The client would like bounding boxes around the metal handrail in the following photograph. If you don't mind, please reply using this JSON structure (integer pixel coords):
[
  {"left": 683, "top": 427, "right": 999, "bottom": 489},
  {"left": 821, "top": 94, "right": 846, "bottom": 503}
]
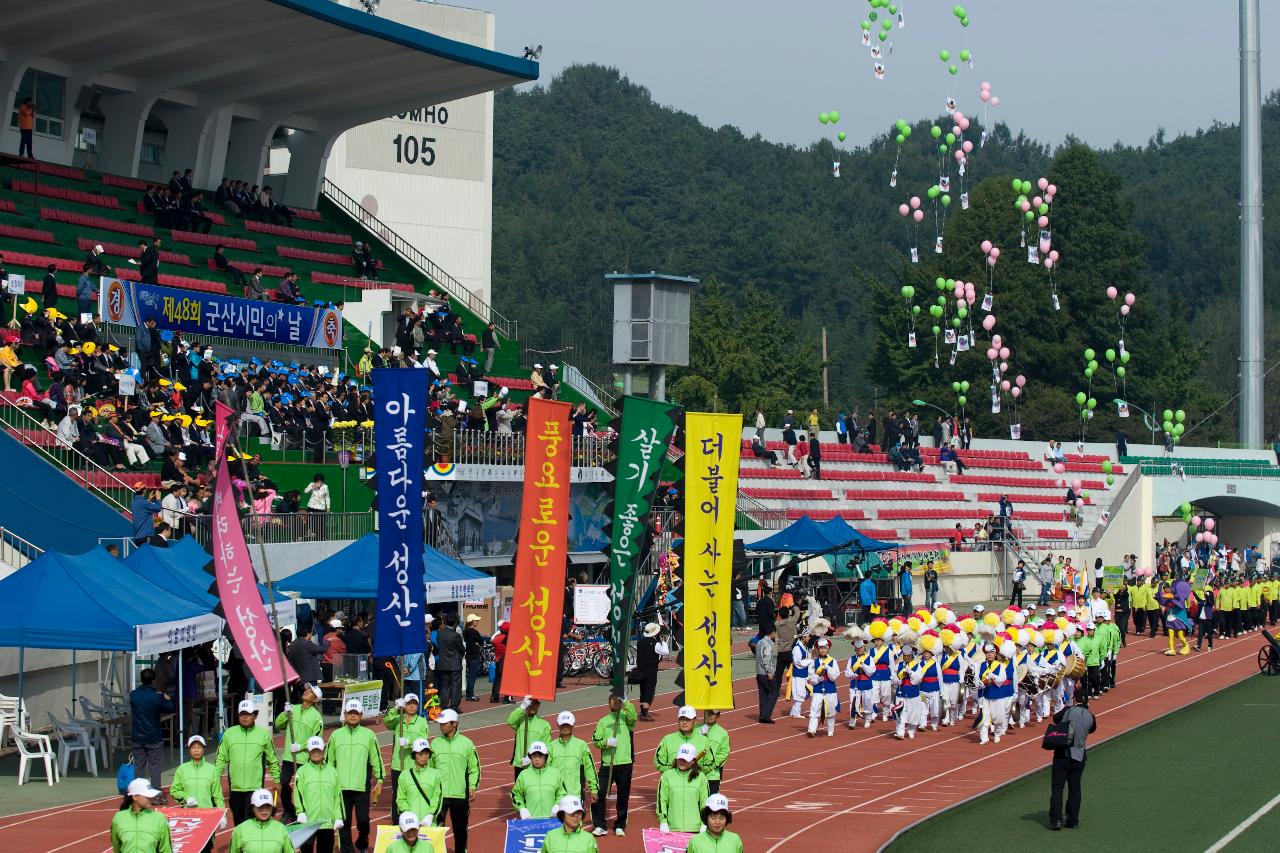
[
  {"left": 321, "top": 178, "right": 517, "bottom": 339},
  {"left": 735, "top": 491, "right": 790, "bottom": 530},
  {"left": 0, "top": 526, "right": 43, "bottom": 573},
  {"left": 0, "top": 400, "right": 132, "bottom": 514},
  {"left": 446, "top": 431, "right": 614, "bottom": 469},
  {"left": 559, "top": 363, "right": 617, "bottom": 414},
  {"left": 1136, "top": 459, "right": 1279, "bottom": 479},
  {"left": 186, "top": 511, "right": 374, "bottom": 549}
]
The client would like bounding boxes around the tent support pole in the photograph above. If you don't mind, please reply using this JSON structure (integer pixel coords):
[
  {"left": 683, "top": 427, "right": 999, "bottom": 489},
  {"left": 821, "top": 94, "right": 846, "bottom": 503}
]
[
  {"left": 17, "top": 646, "right": 24, "bottom": 711},
  {"left": 71, "top": 650, "right": 77, "bottom": 707},
  {"left": 177, "top": 653, "right": 184, "bottom": 750},
  {"left": 217, "top": 620, "right": 227, "bottom": 731}
]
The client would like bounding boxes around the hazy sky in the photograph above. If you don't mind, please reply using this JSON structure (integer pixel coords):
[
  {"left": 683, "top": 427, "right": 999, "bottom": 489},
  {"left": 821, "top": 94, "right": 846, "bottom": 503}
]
[{"left": 465, "top": 0, "right": 1279, "bottom": 150}]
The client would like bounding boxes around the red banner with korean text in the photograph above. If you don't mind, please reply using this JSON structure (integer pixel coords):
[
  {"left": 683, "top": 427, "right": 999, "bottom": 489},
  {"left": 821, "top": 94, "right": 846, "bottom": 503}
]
[
  {"left": 503, "top": 398, "right": 572, "bottom": 701},
  {"left": 99, "top": 808, "right": 225, "bottom": 853},
  {"left": 212, "top": 402, "right": 296, "bottom": 691}
]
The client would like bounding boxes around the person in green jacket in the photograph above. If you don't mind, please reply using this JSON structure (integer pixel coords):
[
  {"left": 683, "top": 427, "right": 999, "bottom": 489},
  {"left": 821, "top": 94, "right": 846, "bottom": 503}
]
[
  {"left": 170, "top": 735, "right": 225, "bottom": 853},
  {"left": 507, "top": 695, "right": 552, "bottom": 783},
  {"left": 549, "top": 711, "right": 599, "bottom": 802},
  {"left": 112, "top": 778, "right": 173, "bottom": 853},
  {"left": 1080, "top": 623, "right": 1103, "bottom": 699},
  {"left": 653, "top": 706, "right": 712, "bottom": 775},
  {"left": 227, "top": 789, "right": 294, "bottom": 853},
  {"left": 293, "top": 736, "right": 343, "bottom": 852},
  {"left": 217, "top": 699, "right": 281, "bottom": 825},
  {"left": 326, "top": 699, "right": 384, "bottom": 853},
  {"left": 385, "top": 812, "right": 433, "bottom": 852},
  {"left": 698, "top": 710, "right": 731, "bottom": 795},
  {"left": 541, "top": 795, "right": 599, "bottom": 853},
  {"left": 686, "top": 794, "right": 744, "bottom": 853},
  {"left": 590, "top": 690, "right": 637, "bottom": 838},
  {"left": 396, "top": 738, "right": 442, "bottom": 828},
  {"left": 384, "top": 691, "right": 431, "bottom": 822},
  {"left": 274, "top": 683, "right": 324, "bottom": 823},
  {"left": 512, "top": 741, "right": 569, "bottom": 819},
  {"left": 1097, "top": 612, "right": 1120, "bottom": 691},
  {"left": 656, "top": 743, "right": 709, "bottom": 833},
  {"left": 429, "top": 709, "right": 480, "bottom": 853}
]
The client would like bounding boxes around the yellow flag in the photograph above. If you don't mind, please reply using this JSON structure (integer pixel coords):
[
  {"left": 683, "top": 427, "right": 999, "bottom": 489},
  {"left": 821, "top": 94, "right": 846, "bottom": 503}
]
[{"left": 682, "top": 412, "right": 742, "bottom": 710}]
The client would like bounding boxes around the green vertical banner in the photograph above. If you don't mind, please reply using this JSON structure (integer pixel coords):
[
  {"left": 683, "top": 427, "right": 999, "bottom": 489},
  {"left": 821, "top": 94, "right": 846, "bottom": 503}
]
[{"left": 604, "top": 396, "right": 680, "bottom": 694}]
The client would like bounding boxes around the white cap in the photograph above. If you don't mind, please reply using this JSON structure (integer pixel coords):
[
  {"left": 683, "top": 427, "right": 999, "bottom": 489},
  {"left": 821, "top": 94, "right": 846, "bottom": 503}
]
[
  {"left": 250, "top": 789, "right": 273, "bottom": 808},
  {"left": 328, "top": 618, "right": 342, "bottom": 627},
  {"left": 816, "top": 638, "right": 831, "bottom": 647},
  {"left": 704, "top": 793, "right": 731, "bottom": 813},
  {"left": 556, "top": 711, "right": 576, "bottom": 726},
  {"left": 186, "top": 735, "right": 206, "bottom": 747},
  {"left": 343, "top": 699, "right": 362, "bottom": 714},
  {"left": 676, "top": 743, "right": 698, "bottom": 763},
  {"left": 534, "top": 363, "right": 543, "bottom": 369},
  {"left": 973, "top": 604, "right": 985, "bottom": 613},
  {"left": 1086, "top": 622, "right": 1097, "bottom": 631},
  {"left": 677, "top": 705, "right": 697, "bottom": 720},
  {"left": 306, "top": 736, "right": 325, "bottom": 751},
  {"left": 1045, "top": 608, "right": 1057, "bottom": 617},
  {"left": 304, "top": 683, "right": 323, "bottom": 700},
  {"left": 127, "top": 778, "right": 161, "bottom": 798},
  {"left": 437, "top": 709, "right": 459, "bottom": 725},
  {"left": 237, "top": 699, "right": 257, "bottom": 715},
  {"left": 553, "top": 795, "right": 585, "bottom": 817},
  {"left": 403, "top": 692, "right": 420, "bottom": 705},
  {"left": 411, "top": 737, "right": 431, "bottom": 753},
  {"left": 528, "top": 740, "right": 549, "bottom": 756},
  {"left": 94, "top": 244, "right": 104, "bottom": 253},
  {"left": 425, "top": 613, "right": 435, "bottom": 623},
  {"left": 398, "top": 812, "right": 420, "bottom": 832},
  {"left": 1066, "top": 608, "right": 1077, "bottom": 617}
]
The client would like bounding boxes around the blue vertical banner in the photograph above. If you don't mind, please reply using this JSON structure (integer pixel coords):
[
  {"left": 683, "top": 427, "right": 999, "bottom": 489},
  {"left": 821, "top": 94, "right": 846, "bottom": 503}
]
[{"left": 372, "top": 368, "right": 428, "bottom": 657}]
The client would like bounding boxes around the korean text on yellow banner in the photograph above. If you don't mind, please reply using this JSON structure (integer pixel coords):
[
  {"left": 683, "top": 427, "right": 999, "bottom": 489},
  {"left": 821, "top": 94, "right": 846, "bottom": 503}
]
[
  {"left": 682, "top": 412, "right": 741, "bottom": 710},
  {"left": 503, "top": 398, "right": 573, "bottom": 701}
]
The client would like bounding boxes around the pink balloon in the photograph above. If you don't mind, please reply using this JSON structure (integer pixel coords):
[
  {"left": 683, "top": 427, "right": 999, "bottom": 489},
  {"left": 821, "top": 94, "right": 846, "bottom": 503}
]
[
  {"left": 1010, "top": 386, "right": 1021, "bottom": 398},
  {"left": 1046, "top": 183, "right": 1056, "bottom": 194},
  {"left": 1072, "top": 479, "right": 1083, "bottom": 491},
  {"left": 1195, "top": 532, "right": 1205, "bottom": 543},
  {"left": 1044, "top": 259, "right": 1054, "bottom": 270},
  {"left": 952, "top": 125, "right": 961, "bottom": 137},
  {"left": 980, "top": 90, "right": 991, "bottom": 102},
  {"left": 999, "top": 361, "right": 1008, "bottom": 372},
  {"left": 980, "top": 240, "right": 993, "bottom": 253},
  {"left": 1037, "top": 178, "right": 1049, "bottom": 191},
  {"left": 1032, "top": 196, "right": 1043, "bottom": 207},
  {"left": 1124, "top": 293, "right": 1135, "bottom": 306},
  {"left": 986, "top": 347, "right": 998, "bottom": 360},
  {"left": 981, "top": 81, "right": 991, "bottom": 90},
  {"left": 913, "top": 209, "right": 924, "bottom": 222},
  {"left": 954, "top": 150, "right": 966, "bottom": 162},
  {"left": 1205, "top": 518, "right": 1215, "bottom": 531},
  {"left": 910, "top": 196, "right": 921, "bottom": 209},
  {"left": 966, "top": 293, "right": 976, "bottom": 305},
  {"left": 989, "top": 247, "right": 1001, "bottom": 259},
  {"left": 959, "top": 117, "right": 970, "bottom": 131},
  {"left": 1039, "top": 239, "right": 1051, "bottom": 253},
  {"left": 954, "top": 286, "right": 965, "bottom": 298},
  {"left": 899, "top": 204, "right": 910, "bottom": 216},
  {"left": 1048, "top": 250, "right": 1060, "bottom": 262},
  {"left": 1120, "top": 304, "right": 1130, "bottom": 316},
  {"left": 990, "top": 96, "right": 1000, "bottom": 106},
  {"left": 1037, "top": 215, "right": 1049, "bottom": 228},
  {"left": 998, "top": 347, "right": 1010, "bottom": 360},
  {"left": 1015, "top": 374, "right": 1026, "bottom": 387},
  {"left": 1020, "top": 200, "right": 1031, "bottom": 212},
  {"left": 1053, "top": 462, "right": 1066, "bottom": 474},
  {"left": 987, "top": 256, "right": 997, "bottom": 267},
  {"left": 1191, "top": 515, "right": 1202, "bottom": 526},
  {"left": 962, "top": 140, "right": 974, "bottom": 153},
  {"left": 1106, "top": 286, "right": 1118, "bottom": 299},
  {"left": 952, "top": 110, "right": 964, "bottom": 122},
  {"left": 1075, "top": 498, "right": 1084, "bottom": 508},
  {"left": 982, "top": 315, "right": 997, "bottom": 331},
  {"left": 992, "top": 335, "right": 1002, "bottom": 347},
  {"left": 1001, "top": 380, "right": 1011, "bottom": 391}
]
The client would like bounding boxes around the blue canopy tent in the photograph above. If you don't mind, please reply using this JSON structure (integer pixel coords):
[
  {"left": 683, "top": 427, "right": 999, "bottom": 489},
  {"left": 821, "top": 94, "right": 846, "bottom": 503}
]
[
  {"left": 747, "top": 514, "right": 900, "bottom": 554},
  {"left": 815, "top": 516, "right": 901, "bottom": 552},
  {"left": 280, "top": 534, "right": 496, "bottom": 602},
  {"left": 125, "top": 539, "right": 297, "bottom": 625}
]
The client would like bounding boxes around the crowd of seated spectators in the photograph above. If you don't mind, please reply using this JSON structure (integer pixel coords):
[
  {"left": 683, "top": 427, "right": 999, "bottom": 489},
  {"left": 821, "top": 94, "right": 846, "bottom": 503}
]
[
  {"left": 141, "top": 171, "right": 213, "bottom": 233},
  {"left": 212, "top": 176, "right": 293, "bottom": 226}
]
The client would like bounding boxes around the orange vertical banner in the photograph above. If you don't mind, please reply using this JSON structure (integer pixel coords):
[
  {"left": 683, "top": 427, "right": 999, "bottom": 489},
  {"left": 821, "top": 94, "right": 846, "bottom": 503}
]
[{"left": 503, "top": 397, "right": 573, "bottom": 701}]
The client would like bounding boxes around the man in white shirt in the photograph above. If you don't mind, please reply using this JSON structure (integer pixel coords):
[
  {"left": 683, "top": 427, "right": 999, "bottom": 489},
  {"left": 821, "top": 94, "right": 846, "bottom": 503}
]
[
  {"left": 160, "top": 484, "right": 188, "bottom": 537},
  {"left": 1088, "top": 589, "right": 1110, "bottom": 623}
]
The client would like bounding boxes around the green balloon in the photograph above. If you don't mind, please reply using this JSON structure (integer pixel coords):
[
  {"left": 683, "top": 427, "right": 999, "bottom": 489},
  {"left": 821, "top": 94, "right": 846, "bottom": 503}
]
[
  {"left": 1075, "top": 392, "right": 1086, "bottom": 405},
  {"left": 936, "top": 295, "right": 946, "bottom": 305},
  {"left": 839, "top": 131, "right": 847, "bottom": 142},
  {"left": 1025, "top": 210, "right": 1034, "bottom": 221},
  {"left": 1039, "top": 203, "right": 1049, "bottom": 215},
  {"left": 1116, "top": 366, "right": 1126, "bottom": 378},
  {"left": 941, "top": 194, "right": 952, "bottom": 208},
  {"left": 1087, "top": 398, "right": 1097, "bottom": 410},
  {"left": 1102, "top": 460, "right": 1113, "bottom": 473},
  {"left": 878, "top": 30, "right": 888, "bottom": 41},
  {"left": 912, "top": 305, "right": 921, "bottom": 315},
  {"left": 1173, "top": 435, "right": 1181, "bottom": 444},
  {"left": 888, "top": 4, "right": 898, "bottom": 14},
  {"left": 930, "top": 305, "right": 943, "bottom": 317},
  {"left": 1084, "top": 348, "right": 1096, "bottom": 361},
  {"left": 951, "top": 317, "right": 961, "bottom": 328},
  {"left": 1082, "top": 491, "right": 1091, "bottom": 500},
  {"left": 860, "top": 20, "right": 872, "bottom": 30},
  {"left": 1081, "top": 410, "right": 1089, "bottom": 420},
  {"left": 1105, "top": 349, "right": 1116, "bottom": 362},
  {"left": 1106, "top": 474, "right": 1115, "bottom": 486},
  {"left": 901, "top": 286, "right": 912, "bottom": 297},
  {"left": 1011, "top": 179, "right": 1022, "bottom": 192},
  {"left": 1084, "top": 367, "right": 1094, "bottom": 378},
  {"left": 1163, "top": 409, "right": 1173, "bottom": 422},
  {"left": 951, "top": 381, "right": 961, "bottom": 392},
  {"left": 1088, "top": 360, "right": 1098, "bottom": 371},
  {"left": 939, "top": 144, "right": 948, "bottom": 154},
  {"left": 819, "top": 112, "right": 829, "bottom": 124},
  {"left": 1120, "top": 351, "right": 1131, "bottom": 364},
  {"left": 939, "top": 49, "right": 951, "bottom": 62},
  {"left": 952, "top": 4, "right": 964, "bottom": 15},
  {"left": 882, "top": 18, "right": 892, "bottom": 30},
  {"left": 946, "top": 278, "right": 955, "bottom": 287},
  {"left": 959, "top": 48, "right": 971, "bottom": 61},
  {"left": 1164, "top": 420, "right": 1174, "bottom": 433},
  {"left": 931, "top": 125, "right": 942, "bottom": 139},
  {"left": 927, "top": 185, "right": 940, "bottom": 199},
  {"left": 1174, "top": 423, "right": 1185, "bottom": 435},
  {"left": 960, "top": 381, "right": 970, "bottom": 392},
  {"left": 948, "top": 64, "right": 958, "bottom": 75},
  {"left": 895, "top": 133, "right": 905, "bottom": 144},
  {"left": 903, "top": 126, "right": 912, "bottom": 137},
  {"left": 1022, "top": 180, "right": 1033, "bottom": 194},
  {"left": 956, "top": 306, "right": 967, "bottom": 319},
  {"left": 932, "top": 325, "right": 941, "bottom": 336},
  {"left": 829, "top": 110, "right": 840, "bottom": 124},
  {"left": 935, "top": 276, "right": 945, "bottom": 288},
  {"left": 1180, "top": 501, "right": 1192, "bottom": 514},
  {"left": 957, "top": 395, "right": 967, "bottom": 406},
  {"left": 1175, "top": 409, "right": 1185, "bottom": 423},
  {"left": 869, "top": 10, "right": 878, "bottom": 21},
  {"left": 945, "top": 132, "right": 956, "bottom": 145},
  {"left": 961, "top": 16, "right": 970, "bottom": 26}
]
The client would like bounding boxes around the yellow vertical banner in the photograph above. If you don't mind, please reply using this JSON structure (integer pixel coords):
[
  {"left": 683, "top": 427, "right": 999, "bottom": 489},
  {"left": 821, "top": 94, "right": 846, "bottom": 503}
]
[{"left": 682, "top": 412, "right": 742, "bottom": 710}]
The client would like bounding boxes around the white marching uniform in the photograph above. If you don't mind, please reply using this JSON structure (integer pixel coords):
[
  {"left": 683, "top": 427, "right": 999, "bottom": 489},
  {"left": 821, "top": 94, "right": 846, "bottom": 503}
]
[
  {"left": 917, "top": 655, "right": 943, "bottom": 730},
  {"left": 894, "top": 658, "right": 925, "bottom": 739},
  {"left": 1013, "top": 648, "right": 1031, "bottom": 728},
  {"left": 963, "top": 640, "right": 985, "bottom": 715},
  {"left": 868, "top": 642, "right": 896, "bottom": 721},
  {"left": 1032, "top": 647, "right": 1060, "bottom": 721},
  {"left": 939, "top": 650, "right": 966, "bottom": 726},
  {"left": 806, "top": 655, "right": 841, "bottom": 737},
  {"left": 845, "top": 649, "right": 876, "bottom": 728},
  {"left": 789, "top": 641, "right": 813, "bottom": 717},
  {"left": 978, "top": 658, "right": 1014, "bottom": 744}
]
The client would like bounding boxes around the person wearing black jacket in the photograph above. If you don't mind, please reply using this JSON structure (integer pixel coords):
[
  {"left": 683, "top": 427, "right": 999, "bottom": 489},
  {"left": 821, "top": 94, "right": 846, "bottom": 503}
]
[
  {"left": 435, "top": 612, "right": 465, "bottom": 711},
  {"left": 634, "top": 623, "right": 665, "bottom": 721},
  {"left": 139, "top": 238, "right": 160, "bottom": 284},
  {"left": 462, "top": 615, "right": 484, "bottom": 702},
  {"left": 40, "top": 264, "right": 59, "bottom": 311},
  {"left": 84, "top": 244, "right": 111, "bottom": 277},
  {"left": 213, "top": 245, "right": 245, "bottom": 289},
  {"left": 807, "top": 432, "right": 822, "bottom": 480},
  {"left": 481, "top": 322, "right": 500, "bottom": 372},
  {"left": 1193, "top": 585, "right": 1216, "bottom": 651},
  {"left": 1048, "top": 693, "right": 1096, "bottom": 831}
]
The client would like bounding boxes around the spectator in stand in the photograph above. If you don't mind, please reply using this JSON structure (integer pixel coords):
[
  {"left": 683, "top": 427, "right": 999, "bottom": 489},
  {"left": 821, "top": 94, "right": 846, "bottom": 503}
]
[
  {"left": 17, "top": 97, "right": 35, "bottom": 158},
  {"left": 958, "top": 417, "right": 973, "bottom": 449},
  {"left": 130, "top": 484, "right": 164, "bottom": 546},
  {"left": 999, "top": 494, "right": 1014, "bottom": 522},
  {"left": 138, "top": 238, "right": 161, "bottom": 285},
  {"left": 951, "top": 523, "right": 966, "bottom": 552},
  {"left": 85, "top": 243, "right": 111, "bottom": 277},
  {"left": 973, "top": 522, "right": 990, "bottom": 549},
  {"left": 304, "top": 472, "right": 330, "bottom": 513},
  {"left": 214, "top": 178, "right": 234, "bottom": 211},
  {"left": 182, "top": 192, "right": 213, "bottom": 234},
  {"left": 482, "top": 322, "right": 500, "bottom": 372},
  {"left": 463, "top": 614, "right": 484, "bottom": 702},
  {"left": 781, "top": 411, "right": 798, "bottom": 466},
  {"left": 275, "top": 272, "right": 304, "bottom": 305},
  {"left": 807, "top": 431, "right": 822, "bottom": 480},
  {"left": 259, "top": 186, "right": 293, "bottom": 226},
  {"left": 212, "top": 244, "right": 246, "bottom": 290},
  {"left": 75, "top": 263, "right": 97, "bottom": 318},
  {"left": 41, "top": 263, "right": 59, "bottom": 312},
  {"left": 352, "top": 241, "right": 377, "bottom": 279},
  {"left": 178, "top": 169, "right": 194, "bottom": 196},
  {"left": 749, "top": 435, "right": 780, "bottom": 467},
  {"left": 241, "top": 268, "right": 265, "bottom": 301},
  {"left": 0, "top": 339, "right": 19, "bottom": 393},
  {"left": 897, "top": 562, "right": 914, "bottom": 614},
  {"left": 160, "top": 484, "right": 188, "bottom": 538},
  {"left": 807, "top": 408, "right": 820, "bottom": 436},
  {"left": 530, "top": 363, "right": 548, "bottom": 398}
]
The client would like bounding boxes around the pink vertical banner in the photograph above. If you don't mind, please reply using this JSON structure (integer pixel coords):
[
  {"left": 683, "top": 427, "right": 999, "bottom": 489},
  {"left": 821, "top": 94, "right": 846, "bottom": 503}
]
[
  {"left": 212, "top": 402, "right": 296, "bottom": 691},
  {"left": 641, "top": 829, "right": 694, "bottom": 852}
]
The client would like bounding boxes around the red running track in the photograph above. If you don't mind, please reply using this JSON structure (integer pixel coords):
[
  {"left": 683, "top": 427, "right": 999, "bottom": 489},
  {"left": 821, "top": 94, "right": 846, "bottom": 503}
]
[{"left": 0, "top": 628, "right": 1262, "bottom": 852}]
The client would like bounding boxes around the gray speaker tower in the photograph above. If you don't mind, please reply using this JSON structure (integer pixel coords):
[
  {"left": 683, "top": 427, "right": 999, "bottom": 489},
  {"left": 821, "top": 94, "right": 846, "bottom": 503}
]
[{"left": 607, "top": 271, "right": 698, "bottom": 400}]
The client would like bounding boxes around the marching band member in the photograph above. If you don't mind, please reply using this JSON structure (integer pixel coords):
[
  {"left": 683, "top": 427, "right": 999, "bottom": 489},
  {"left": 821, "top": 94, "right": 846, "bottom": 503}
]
[
  {"left": 1035, "top": 626, "right": 1063, "bottom": 722},
  {"left": 939, "top": 628, "right": 967, "bottom": 727},
  {"left": 787, "top": 634, "right": 815, "bottom": 718},
  {"left": 1057, "top": 621, "right": 1082, "bottom": 709},
  {"left": 893, "top": 635, "right": 922, "bottom": 740},
  {"left": 978, "top": 640, "right": 1015, "bottom": 744},
  {"left": 843, "top": 626, "right": 875, "bottom": 729},
  {"left": 867, "top": 619, "right": 896, "bottom": 722},
  {"left": 806, "top": 638, "right": 841, "bottom": 738},
  {"left": 917, "top": 634, "right": 943, "bottom": 731},
  {"left": 1013, "top": 627, "right": 1032, "bottom": 728}
]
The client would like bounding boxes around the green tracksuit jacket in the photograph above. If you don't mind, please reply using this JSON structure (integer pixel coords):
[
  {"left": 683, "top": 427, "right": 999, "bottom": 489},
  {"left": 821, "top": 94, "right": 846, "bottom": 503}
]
[
  {"left": 699, "top": 723, "right": 731, "bottom": 781},
  {"left": 215, "top": 724, "right": 280, "bottom": 792},
  {"left": 511, "top": 764, "right": 569, "bottom": 817},
  {"left": 273, "top": 705, "right": 323, "bottom": 764},
  {"left": 507, "top": 707, "right": 553, "bottom": 767},
  {"left": 396, "top": 763, "right": 444, "bottom": 821},
  {"left": 592, "top": 702, "right": 638, "bottom": 767},
  {"left": 656, "top": 767, "right": 709, "bottom": 832},
  {"left": 326, "top": 724, "right": 384, "bottom": 792},
  {"left": 110, "top": 807, "right": 173, "bottom": 853},
  {"left": 548, "top": 735, "right": 599, "bottom": 795},
  {"left": 428, "top": 732, "right": 480, "bottom": 799},
  {"left": 383, "top": 708, "right": 432, "bottom": 772},
  {"left": 169, "top": 758, "right": 224, "bottom": 807},
  {"left": 228, "top": 817, "right": 293, "bottom": 853},
  {"left": 687, "top": 830, "right": 746, "bottom": 852},
  {"left": 540, "top": 825, "right": 601, "bottom": 852},
  {"left": 653, "top": 731, "right": 713, "bottom": 775},
  {"left": 292, "top": 760, "right": 344, "bottom": 828}
]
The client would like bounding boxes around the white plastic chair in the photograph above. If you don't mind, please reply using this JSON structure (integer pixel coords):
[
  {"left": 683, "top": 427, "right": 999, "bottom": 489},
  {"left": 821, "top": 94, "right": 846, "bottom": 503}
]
[
  {"left": 66, "top": 708, "right": 109, "bottom": 767},
  {"left": 47, "top": 714, "right": 98, "bottom": 777},
  {"left": 81, "top": 696, "right": 124, "bottom": 752},
  {"left": 15, "top": 731, "right": 58, "bottom": 786}
]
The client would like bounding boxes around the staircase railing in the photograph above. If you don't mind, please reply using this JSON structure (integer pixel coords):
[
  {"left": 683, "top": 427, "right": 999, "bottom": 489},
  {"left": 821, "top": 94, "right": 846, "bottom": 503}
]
[
  {"left": 0, "top": 526, "right": 43, "bottom": 574},
  {"left": 559, "top": 363, "right": 616, "bottom": 414},
  {"left": 320, "top": 178, "right": 517, "bottom": 339},
  {"left": 0, "top": 401, "right": 132, "bottom": 514},
  {"left": 735, "top": 491, "right": 789, "bottom": 531}
]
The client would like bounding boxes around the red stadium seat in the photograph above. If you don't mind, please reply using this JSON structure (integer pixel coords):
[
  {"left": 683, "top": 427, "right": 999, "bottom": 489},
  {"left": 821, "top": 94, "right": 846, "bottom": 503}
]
[
  {"left": 171, "top": 230, "right": 256, "bottom": 252},
  {"left": 245, "top": 220, "right": 352, "bottom": 245},
  {"left": 41, "top": 207, "right": 151, "bottom": 237}
]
